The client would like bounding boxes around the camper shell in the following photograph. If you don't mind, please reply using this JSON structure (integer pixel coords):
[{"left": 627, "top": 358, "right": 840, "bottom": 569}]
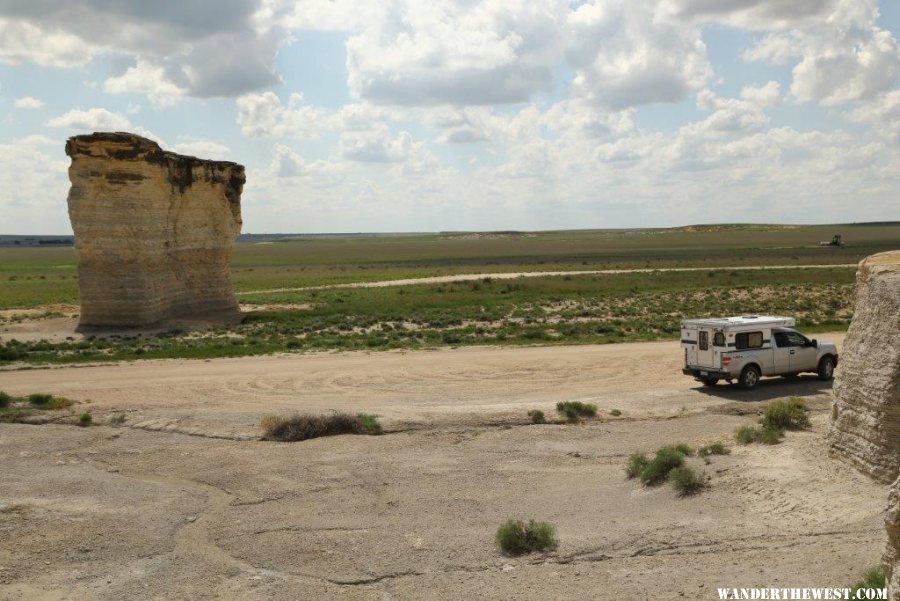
[{"left": 680, "top": 315, "right": 838, "bottom": 389}]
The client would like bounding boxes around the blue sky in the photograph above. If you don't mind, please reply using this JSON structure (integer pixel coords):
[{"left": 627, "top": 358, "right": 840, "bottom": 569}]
[{"left": 1, "top": 0, "right": 899, "bottom": 234}]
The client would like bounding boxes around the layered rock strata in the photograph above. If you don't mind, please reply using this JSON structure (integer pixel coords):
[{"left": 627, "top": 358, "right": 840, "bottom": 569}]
[
  {"left": 828, "top": 250, "right": 900, "bottom": 484},
  {"left": 66, "top": 132, "right": 244, "bottom": 329}
]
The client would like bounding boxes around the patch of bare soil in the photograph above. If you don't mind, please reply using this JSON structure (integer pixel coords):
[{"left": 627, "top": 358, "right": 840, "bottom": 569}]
[{"left": 0, "top": 334, "right": 883, "bottom": 600}]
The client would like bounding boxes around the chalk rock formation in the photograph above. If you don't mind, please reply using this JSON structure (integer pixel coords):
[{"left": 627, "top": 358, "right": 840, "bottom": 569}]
[
  {"left": 888, "top": 477, "right": 900, "bottom": 601},
  {"left": 66, "top": 132, "right": 245, "bottom": 329},
  {"left": 828, "top": 250, "right": 900, "bottom": 484}
]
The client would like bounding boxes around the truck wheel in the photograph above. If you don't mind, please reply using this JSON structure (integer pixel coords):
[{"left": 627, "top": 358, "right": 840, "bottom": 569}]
[
  {"left": 701, "top": 377, "right": 719, "bottom": 387},
  {"left": 738, "top": 365, "right": 761, "bottom": 390},
  {"left": 817, "top": 356, "right": 835, "bottom": 381}
]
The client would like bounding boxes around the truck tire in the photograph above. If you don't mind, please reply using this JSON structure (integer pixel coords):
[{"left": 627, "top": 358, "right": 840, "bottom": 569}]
[
  {"left": 701, "top": 377, "right": 719, "bottom": 386},
  {"left": 817, "top": 356, "right": 835, "bottom": 381},
  {"left": 738, "top": 365, "right": 761, "bottom": 390}
]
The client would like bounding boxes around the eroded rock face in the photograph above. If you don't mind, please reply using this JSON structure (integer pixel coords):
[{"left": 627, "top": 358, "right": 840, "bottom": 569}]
[
  {"left": 827, "top": 250, "right": 900, "bottom": 484},
  {"left": 66, "top": 132, "right": 245, "bottom": 329},
  {"left": 887, "top": 477, "right": 900, "bottom": 601}
]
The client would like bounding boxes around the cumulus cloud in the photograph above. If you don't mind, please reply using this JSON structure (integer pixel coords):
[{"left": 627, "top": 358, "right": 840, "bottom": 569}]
[
  {"left": 567, "top": 0, "right": 712, "bottom": 110},
  {"left": 171, "top": 140, "right": 232, "bottom": 159},
  {"left": 340, "top": 124, "right": 415, "bottom": 162},
  {"left": 0, "top": 0, "right": 285, "bottom": 100},
  {"left": 236, "top": 92, "right": 334, "bottom": 137},
  {"left": 740, "top": 81, "right": 781, "bottom": 106},
  {"left": 47, "top": 108, "right": 132, "bottom": 131},
  {"left": 345, "top": 0, "right": 568, "bottom": 106},
  {"left": 14, "top": 96, "right": 44, "bottom": 109}
]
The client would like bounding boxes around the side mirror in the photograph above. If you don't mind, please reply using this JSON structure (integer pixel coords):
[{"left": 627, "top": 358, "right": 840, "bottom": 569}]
[{"left": 811, "top": 339, "right": 818, "bottom": 348}]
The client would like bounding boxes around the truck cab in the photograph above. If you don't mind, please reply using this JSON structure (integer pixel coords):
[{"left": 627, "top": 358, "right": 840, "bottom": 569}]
[{"left": 681, "top": 315, "right": 838, "bottom": 390}]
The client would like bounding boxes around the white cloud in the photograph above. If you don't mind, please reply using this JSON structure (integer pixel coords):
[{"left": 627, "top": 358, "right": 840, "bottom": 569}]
[
  {"left": 47, "top": 108, "right": 132, "bottom": 131},
  {"left": 171, "top": 140, "right": 232, "bottom": 159},
  {"left": 345, "top": 0, "right": 568, "bottom": 106},
  {"left": 340, "top": 124, "right": 414, "bottom": 162},
  {"left": 104, "top": 60, "right": 186, "bottom": 107},
  {"left": 742, "top": 32, "right": 804, "bottom": 65},
  {"left": 567, "top": 0, "right": 712, "bottom": 110},
  {"left": 740, "top": 81, "right": 781, "bottom": 107},
  {"left": 0, "top": 18, "right": 94, "bottom": 66},
  {"left": 236, "top": 92, "right": 334, "bottom": 137},
  {"left": 13, "top": 96, "right": 44, "bottom": 109}
]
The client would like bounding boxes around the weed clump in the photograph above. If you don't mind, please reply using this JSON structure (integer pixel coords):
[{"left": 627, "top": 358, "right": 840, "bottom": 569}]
[
  {"left": 28, "top": 393, "right": 52, "bottom": 406},
  {"left": 625, "top": 452, "right": 649, "bottom": 479},
  {"left": 670, "top": 466, "right": 705, "bottom": 496},
  {"left": 848, "top": 566, "right": 886, "bottom": 598},
  {"left": 495, "top": 519, "right": 557, "bottom": 556},
  {"left": 609, "top": 409, "right": 622, "bottom": 417},
  {"left": 555, "top": 401, "right": 597, "bottom": 423},
  {"left": 639, "top": 447, "right": 686, "bottom": 485},
  {"left": 261, "top": 413, "right": 382, "bottom": 442},
  {"left": 698, "top": 442, "right": 730, "bottom": 457},
  {"left": 109, "top": 413, "right": 127, "bottom": 425},
  {"left": 760, "top": 397, "right": 810, "bottom": 431},
  {"left": 78, "top": 412, "right": 92, "bottom": 427},
  {"left": 527, "top": 409, "right": 546, "bottom": 424},
  {"left": 0, "top": 391, "right": 10, "bottom": 408}
]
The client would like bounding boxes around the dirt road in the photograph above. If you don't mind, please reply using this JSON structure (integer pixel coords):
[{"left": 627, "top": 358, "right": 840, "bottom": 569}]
[
  {"left": 1, "top": 333, "right": 886, "bottom": 601},
  {"left": 237, "top": 263, "right": 857, "bottom": 295}
]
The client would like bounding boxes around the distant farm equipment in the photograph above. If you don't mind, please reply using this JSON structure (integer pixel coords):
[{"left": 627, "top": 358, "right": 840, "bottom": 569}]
[{"left": 819, "top": 234, "right": 843, "bottom": 247}]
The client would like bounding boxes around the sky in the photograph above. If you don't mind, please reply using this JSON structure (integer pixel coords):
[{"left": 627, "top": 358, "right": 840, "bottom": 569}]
[{"left": 0, "top": 0, "right": 899, "bottom": 234}]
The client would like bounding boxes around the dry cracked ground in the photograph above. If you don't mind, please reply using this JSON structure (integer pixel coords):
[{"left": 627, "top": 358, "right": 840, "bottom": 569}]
[{"left": 0, "top": 334, "right": 888, "bottom": 600}]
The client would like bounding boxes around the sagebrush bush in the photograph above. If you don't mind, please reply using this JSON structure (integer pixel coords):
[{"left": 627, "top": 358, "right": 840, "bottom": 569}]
[
  {"left": 760, "top": 397, "right": 809, "bottom": 430},
  {"left": 757, "top": 426, "right": 784, "bottom": 444},
  {"left": 670, "top": 466, "right": 705, "bottom": 496},
  {"left": 735, "top": 425, "right": 757, "bottom": 444},
  {"left": 698, "top": 442, "right": 730, "bottom": 457},
  {"left": 109, "top": 413, "right": 127, "bottom": 425},
  {"left": 261, "top": 413, "right": 381, "bottom": 441},
  {"left": 78, "top": 412, "right": 92, "bottom": 427},
  {"left": 527, "top": 409, "right": 546, "bottom": 424},
  {"left": 670, "top": 443, "right": 694, "bottom": 457},
  {"left": 555, "top": 401, "right": 597, "bottom": 423},
  {"left": 639, "top": 447, "right": 685, "bottom": 486},
  {"left": 0, "top": 391, "right": 10, "bottom": 408},
  {"left": 28, "top": 393, "right": 52, "bottom": 406},
  {"left": 625, "top": 452, "right": 649, "bottom": 479},
  {"left": 609, "top": 409, "right": 622, "bottom": 417},
  {"left": 495, "top": 519, "right": 557, "bottom": 556}
]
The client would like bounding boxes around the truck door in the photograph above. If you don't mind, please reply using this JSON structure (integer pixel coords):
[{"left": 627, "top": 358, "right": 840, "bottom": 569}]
[
  {"left": 786, "top": 331, "right": 818, "bottom": 372},
  {"left": 772, "top": 331, "right": 792, "bottom": 374},
  {"left": 696, "top": 329, "right": 715, "bottom": 367}
]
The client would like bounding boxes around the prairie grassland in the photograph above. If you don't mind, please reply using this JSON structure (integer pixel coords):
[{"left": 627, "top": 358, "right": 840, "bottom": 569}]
[{"left": 1, "top": 222, "right": 897, "bottom": 308}]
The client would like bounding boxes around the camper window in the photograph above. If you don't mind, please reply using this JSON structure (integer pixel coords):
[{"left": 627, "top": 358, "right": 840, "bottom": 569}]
[
  {"left": 713, "top": 332, "right": 725, "bottom": 346},
  {"left": 735, "top": 331, "right": 763, "bottom": 350},
  {"left": 699, "top": 331, "right": 709, "bottom": 350}
]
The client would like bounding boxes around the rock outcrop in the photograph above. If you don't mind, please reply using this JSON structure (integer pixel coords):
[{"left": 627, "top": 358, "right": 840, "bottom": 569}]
[
  {"left": 888, "top": 477, "right": 899, "bottom": 601},
  {"left": 827, "top": 250, "right": 900, "bottom": 484},
  {"left": 65, "top": 132, "right": 245, "bottom": 329}
]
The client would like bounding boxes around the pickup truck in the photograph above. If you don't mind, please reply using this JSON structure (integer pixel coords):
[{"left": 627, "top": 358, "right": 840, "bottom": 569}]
[{"left": 680, "top": 315, "right": 838, "bottom": 390}]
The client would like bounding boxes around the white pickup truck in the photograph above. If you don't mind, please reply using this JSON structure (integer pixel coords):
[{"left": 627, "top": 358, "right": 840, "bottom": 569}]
[{"left": 680, "top": 315, "right": 838, "bottom": 390}]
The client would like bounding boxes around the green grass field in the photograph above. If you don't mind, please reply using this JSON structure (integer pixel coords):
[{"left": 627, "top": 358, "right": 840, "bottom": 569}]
[{"left": 0, "top": 223, "right": 896, "bottom": 364}]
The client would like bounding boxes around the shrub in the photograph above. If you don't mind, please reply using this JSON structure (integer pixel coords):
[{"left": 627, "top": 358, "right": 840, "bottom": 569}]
[
  {"left": 109, "top": 413, "right": 127, "bottom": 425},
  {"left": 0, "top": 391, "right": 10, "bottom": 408},
  {"left": 757, "top": 426, "right": 784, "bottom": 445},
  {"left": 671, "top": 443, "right": 694, "bottom": 457},
  {"left": 78, "top": 412, "right": 92, "bottom": 427},
  {"left": 760, "top": 397, "right": 809, "bottom": 431},
  {"left": 670, "top": 466, "right": 705, "bottom": 496},
  {"left": 356, "top": 413, "right": 383, "bottom": 434},
  {"left": 28, "top": 393, "right": 53, "bottom": 406},
  {"left": 735, "top": 425, "right": 757, "bottom": 444},
  {"left": 495, "top": 519, "right": 557, "bottom": 556},
  {"left": 609, "top": 409, "right": 622, "bottom": 417},
  {"left": 698, "top": 442, "right": 730, "bottom": 457},
  {"left": 261, "top": 413, "right": 379, "bottom": 442},
  {"left": 555, "top": 401, "right": 597, "bottom": 423},
  {"left": 625, "top": 452, "right": 649, "bottom": 479},
  {"left": 527, "top": 409, "right": 546, "bottom": 424},
  {"left": 639, "top": 447, "right": 685, "bottom": 486},
  {"left": 849, "top": 566, "right": 886, "bottom": 598}
]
